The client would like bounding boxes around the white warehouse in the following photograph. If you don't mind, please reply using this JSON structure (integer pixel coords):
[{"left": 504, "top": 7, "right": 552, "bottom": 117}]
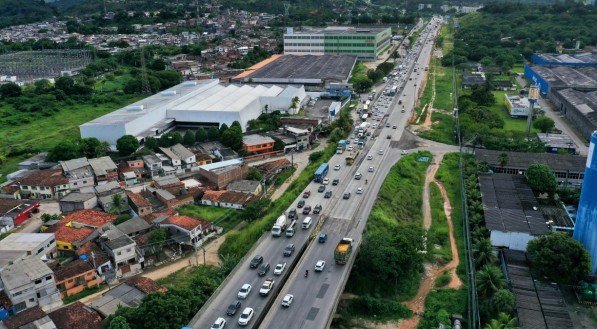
[{"left": 80, "top": 79, "right": 307, "bottom": 146}]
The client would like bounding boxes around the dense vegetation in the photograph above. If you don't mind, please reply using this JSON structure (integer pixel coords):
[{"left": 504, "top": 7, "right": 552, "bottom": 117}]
[{"left": 0, "top": 0, "right": 56, "bottom": 28}]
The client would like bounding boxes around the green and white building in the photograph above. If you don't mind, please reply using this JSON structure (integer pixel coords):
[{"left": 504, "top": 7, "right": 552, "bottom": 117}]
[{"left": 283, "top": 26, "right": 392, "bottom": 60}]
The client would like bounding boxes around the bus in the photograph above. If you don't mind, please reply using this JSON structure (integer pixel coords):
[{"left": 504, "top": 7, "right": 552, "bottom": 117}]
[
  {"left": 389, "top": 85, "right": 398, "bottom": 96},
  {"left": 314, "top": 163, "right": 329, "bottom": 183}
]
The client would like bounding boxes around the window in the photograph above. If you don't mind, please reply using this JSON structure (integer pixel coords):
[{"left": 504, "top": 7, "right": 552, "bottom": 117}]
[
  {"left": 126, "top": 248, "right": 131, "bottom": 253},
  {"left": 45, "top": 276, "right": 52, "bottom": 281},
  {"left": 35, "top": 279, "right": 42, "bottom": 284},
  {"left": 37, "top": 247, "right": 44, "bottom": 254},
  {"left": 73, "top": 182, "right": 78, "bottom": 186},
  {"left": 29, "top": 298, "right": 35, "bottom": 303},
  {"left": 117, "top": 251, "right": 122, "bottom": 256}
]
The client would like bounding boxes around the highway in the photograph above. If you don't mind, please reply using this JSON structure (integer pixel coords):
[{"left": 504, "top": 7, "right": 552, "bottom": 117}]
[{"left": 188, "top": 16, "right": 442, "bottom": 329}]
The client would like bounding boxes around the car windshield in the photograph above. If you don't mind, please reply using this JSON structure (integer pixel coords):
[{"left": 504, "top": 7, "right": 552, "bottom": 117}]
[{"left": 241, "top": 313, "right": 249, "bottom": 319}]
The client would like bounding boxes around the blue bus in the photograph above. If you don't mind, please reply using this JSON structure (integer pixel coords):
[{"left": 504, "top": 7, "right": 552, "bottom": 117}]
[{"left": 314, "top": 163, "right": 329, "bottom": 183}]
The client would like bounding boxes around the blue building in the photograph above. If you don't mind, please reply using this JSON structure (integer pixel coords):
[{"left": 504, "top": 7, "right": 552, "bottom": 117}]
[
  {"left": 573, "top": 131, "right": 597, "bottom": 273},
  {"left": 531, "top": 53, "right": 597, "bottom": 68},
  {"left": 524, "top": 65, "right": 597, "bottom": 95}
]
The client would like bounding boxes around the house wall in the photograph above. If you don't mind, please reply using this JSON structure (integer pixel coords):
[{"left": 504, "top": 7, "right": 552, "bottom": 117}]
[
  {"left": 56, "top": 270, "right": 102, "bottom": 298},
  {"left": 69, "top": 177, "right": 94, "bottom": 191},
  {"left": 128, "top": 160, "right": 144, "bottom": 168},
  {"left": 3, "top": 273, "right": 61, "bottom": 313},
  {"left": 59, "top": 198, "right": 98, "bottom": 213},
  {"left": 199, "top": 165, "right": 248, "bottom": 189},
  {"left": 243, "top": 142, "right": 274, "bottom": 155}
]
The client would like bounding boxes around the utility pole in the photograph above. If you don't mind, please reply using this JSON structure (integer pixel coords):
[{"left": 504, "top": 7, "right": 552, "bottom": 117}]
[
  {"left": 140, "top": 47, "right": 153, "bottom": 95},
  {"left": 525, "top": 85, "right": 539, "bottom": 137}
]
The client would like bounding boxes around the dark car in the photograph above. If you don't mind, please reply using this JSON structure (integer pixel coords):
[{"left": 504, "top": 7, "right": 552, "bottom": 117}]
[
  {"left": 343, "top": 192, "right": 351, "bottom": 200},
  {"left": 302, "top": 205, "right": 312, "bottom": 215},
  {"left": 226, "top": 300, "right": 241, "bottom": 316},
  {"left": 324, "top": 191, "right": 332, "bottom": 199},
  {"left": 318, "top": 233, "right": 328, "bottom": 243},
  {"left": 288, "top": 208, "right": 297, "bottom": 219},
  {"left": 297, "top": 200, "right": 305, "bottom": 208},
  {"left": 250, "top": 255, "right": 263, "bottom": 269},
  {"left": 283, "top": 244, "right": 295, "bottom": 257},
  {"left": 332, "top": 179, "right": 339, "bottom": 186},
  {"left": 313, "top": 204, "right": 322, "bottom": 214},
  {"left": 317, "top": 185, "right": 325, "bottom": 193},
  {"left": 303, "top": 191, "right": 311, "bottom": 198},
  {"left": 258, "top": 263, "right": 270, "bottom": 276}
]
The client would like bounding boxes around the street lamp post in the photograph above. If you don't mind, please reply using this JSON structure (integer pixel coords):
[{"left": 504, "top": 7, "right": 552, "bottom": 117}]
[{"left": 526, "top": 85, "right": 539, "bottom": 137}]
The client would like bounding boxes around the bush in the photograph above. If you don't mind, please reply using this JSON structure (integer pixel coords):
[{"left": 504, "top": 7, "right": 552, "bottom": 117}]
[
  {"left": 308, "top": 150, "right": 324, "bottom": 163},
  {"left": 346, "top": 295, "right": 412, "bottom": 321}
]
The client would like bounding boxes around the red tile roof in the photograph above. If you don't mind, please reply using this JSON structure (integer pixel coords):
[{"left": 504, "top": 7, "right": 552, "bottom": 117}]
[
  {"left": 202, "top": 190, "right": 256, "bottom": 205},
  {"left": 19, "top": 169, "right": 68, "bottom": 187},
  {"left": 48, "top": 302, "right": 102, "bottom": 329},
  {"left": 256, "top": 158, "right": 291, "bottom": 172},
  {"left": 126, "top": 190, "right": 152, "bottom": 208},
  {"left": 48, "top": 218, "right": 95, "bottom": 244},
  {"left": 162, "top": 215, "right": 211, "bottom": 231},
  {"left": 63, "top": 210, "right": 116, "bottom": 227},
  {"left": 3, "top": 306, "right": 46, "bottom": 329},
  {"left": 53, "top": 259, "right": 96, "bottom": 282},
  {"left": 126, "top": 276, "right": 168, "bottom": 294},
  {"left": 144, "top": 209, "right": 176, "bottom": 223}
]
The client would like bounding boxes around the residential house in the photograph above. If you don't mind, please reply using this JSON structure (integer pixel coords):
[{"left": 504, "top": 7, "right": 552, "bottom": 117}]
[
  {"left": 125, "top": 190, "right": 153, "bottom": 217},
  {"left": 0, "top": 199, "right": 40, "bottom": 226},
  {"left": 121, "top": 171, "right": 137, "bottom": 186},
  {"left": 144, "top": 186, "right": 194, "bottom": 210},
  {"left": 89, "top": 277, "right": 166, "bottom": 317},
  {"left": 242, "top": 135, "right": 275, "bottom": 155},
  {"left": 0, "top": 181, "right": 21, "bottom": 199},
  {"left": 158, "top": 148, "right": 182, "bottom": 171},
  {"left": 59, "top": 158, "right": 94, "bottom": 190},
  {"left": 200, "top": 190, "right": 256, "bottom": 209},
  {"left": 59, "top": 193, "right": 98, "bottom": 213},
  {"left": 0, "top": 233, "right": 57, "bottom": 270},
  {"left": 284, "top": 126, "right": 310, "bottom": 151},
  {"left": 116, "top": 216, "right": 152, "bottom": 238},
  {"left": 1, "top": 306, "right": 56, "bottom": 329},
  {"left": 47, "top": 301, "right": 102, "bottom": 329},
  {"left": 153, "top": 176, "right": 185, "bottom": 195},
  {"left": 0, "top": 256, "right": 63, "bottom": 314},
  {"left": 85, "top": 181, "right": 128, "bottom": 213},
  {"left": 53, "top": 259, "right": 102, "bottom": 298},
  {"left": 226, "top": 179, "right": 262, "bottom": 195},
  {"left": 118, "top": 159, "right": 145, "bottom": 181},
  {"left": 97, "top": 224, "right": 142, "bottom": 278},
  {"left": 17, "top": 153, "right": 55, "bottom": 171},
  {"left": 88, "top": 156, "right": 118, "bottom": 183},
  {"left": 170, "top": 143, "right": 197, "bottom": 169},
  {"left": 142, "top": 154, "right": 163, "bottom": 178},
  {"left": 87, "top": 243, "right": 113, "bottom": 279},
  {"left": 194, "top": 151, "right": 213, "bottom": 166},
  {"left": 18, "top": 169, "right": 70, "bottom": 199},
  {"left": 255, "top": 158, "right": 292, "bottom": 183},
  {"left": 196, "top": 141, "right": 239, "bottom": 161},
  {"left": 198, "top": 159, "right": 248, "bottom": 189},
  {"left": 45, "top": 210, "right": 116, "bottom": 254},
  {"left": 155, "top": 215, "right": 216, "bottom": 248}
]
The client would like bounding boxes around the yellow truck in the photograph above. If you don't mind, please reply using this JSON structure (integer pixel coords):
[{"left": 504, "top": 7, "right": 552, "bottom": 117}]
[{"left": 334, "top": 238, "right": 354, "bottom": 264}]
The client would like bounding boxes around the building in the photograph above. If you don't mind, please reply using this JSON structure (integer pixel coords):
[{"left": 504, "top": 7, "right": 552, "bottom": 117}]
[
  {"left": 242, "top": 135, "right": 275, "bottom": 155},
  {"left": 283, "top": 26, "right": 391, "bottom": 60},
  {"left": 97, "top": 224, "right": 142, "bottom": 278},
  {"left": 59, "top": 158, "right": 94, "bottom": 191},
  {"left": 479, "top": 173, "right": 550, "bottom": 251},
  {"left": 1, "top": 306, "right": 55, "bottom": 329},
  {"left": 474, "top": 149, "right": 586, "bottom": 186},
  {"left": 0, "top": 199, "right": 40, "bottom": 226},
  {"left": 194, "top": 151, "right": 213, "bottom": 166},
  {"left": 524, "top": 65, "right": 597, "bottom": 95},
  {"left": 47, "top": 301, "right": 102, "bottom": 329},
  {"left": 115, "top": 216, "right": 152, "bottom": 238},
  {"left": 573, "top": 132, "right": 597, "bottom": 273},
  {"left": 46, "top": 210, "right": 116, "bottom": 254},
  {"left": 461, "top": 72, "right": 486, "bottom": 88},
  {"left": 284, "top": 126, "right": 310, "bottom": 151},
  {"left": 226, "top": 180, "right": 262, "bottom": 196},
  {"left": 18, "top": 169, "right": 70, "bottom": 199},
  {"left": 200, "top": 190, "right": 256, "bottom": 209},
  {"left": 89, "top": 277, "right": 166, "bottom": 317},
  {"left": 198, "top": 159, "right": 248, "bottom": 189},
  {"left": 142, "top": 154, "right": 163, "bottom": 178},
  {"left": 158, "top": 144, "right": 196, "bottom": 171},
  {"left": 59, "top": 193, "right": 98, "bottom": 213},
  {"left": 80, "top": 80, "right": 307, "bottom": 146},
  {"left": 0, "top": 257, "right": 62, "bottom": 314},
  {"left": 17, "top": 153, "right": 55, "bottom": 171},
  {"left": 196, "top": 141, "right": 239, "bottom": 161},
  {"left": 155, "top": 215, "right": 216, "bottom": 248},
  {"left": 125, "top": 190, "right": 153, "bottom": 217},
  {"left": 53, "top": 259, "right": 102, "bottom": 298},
  {"left": 0, "top": 233, "right": 57, "bottom": 270},
  {"left": 549, "top": 89, "right": 597, "bottom": 142},
  {"left": 531, "top": 52, "right": 597, "bottom": 68},
  {"left": 153, "top": 176, "right": 185, "bottom": 194},
  {"left": 536, "top": 133, "right": 578, "bottom": 154},
  {"left": 255, "top": 158, "right": 292, "bottom": 183},
  {"left": 118, "top": 159, "right": 145, "bottom": 182},
  {"left": 232, "top": 54, "right": 357, "bottom": 86},
  {"left": 88, "top": 156, "right": 118, "bottom": 183},
  {"left": 504, "top": 94, "right": 541, "bottom": 118}
]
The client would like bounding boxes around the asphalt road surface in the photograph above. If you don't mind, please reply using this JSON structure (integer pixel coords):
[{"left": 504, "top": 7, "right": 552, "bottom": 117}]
[{"left": 189, "top": 16, "right": 443, "bottom": 329}]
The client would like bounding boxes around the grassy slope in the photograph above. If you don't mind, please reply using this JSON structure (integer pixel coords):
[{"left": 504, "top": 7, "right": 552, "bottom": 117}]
[{"left": 178, "top": 205, "right": 242, "bottom": 232}]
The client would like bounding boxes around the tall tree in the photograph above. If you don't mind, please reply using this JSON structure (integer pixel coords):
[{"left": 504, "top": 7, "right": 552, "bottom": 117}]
[
  {"left": 183, "top": 130, "right": 195, "bottom": 146},
  {"left": 48, "top": 140, "right": 82, "bottom": 161},
  {"left": 207, "top": 126, "right": 220, "bottom": 141},
  {"left": 145, "top": 137, "right": 159, "bottom": 151},
  {"left": 498, "top": 152, "right": 508, "bottom": 167},
  {"left": 219, "top": 123, "right": 229, "bottom": 137},
  {"left": 116, "top": 135, "right": 140, "bottom": 156},
  {"left": 195, "top": 127, "right": 207, "bottom": 143},
  {"left": 110, "top": 193, "right": 126, "bottom": 215},
  {"left": 221, "top": 127, "right": 243, "bottom": 150},
  {"left": 527, "top": 233, "right": 591, "bottom": 284},
  {"left": 474, "top": 238, "right": 497, "bottom": 269},
  {"left": 483, "top": 313, "right": 518, "bottom": 329},
  {"left": 533, "top": 116, "right": 555, "bottom": 133},
  {"left": 525, "top": 164, "right": 557, "bottom": 197},
  {"left": 476, "top": 265, "right": 505, "bottom": 299},
  {"left": 108, "top": 316, "right": 131, "bottom": 329},
  {"left": 0, "top": 82, "right": 22, "bottom": 97}
]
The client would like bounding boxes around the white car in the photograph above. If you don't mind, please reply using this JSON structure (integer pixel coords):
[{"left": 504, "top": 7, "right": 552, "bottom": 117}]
[
  {"left": 274, "top": 263, "right": 286, "bottom": 275},
  {"left": 322, "top": 177, "right": 330, "bottom": 185},
  {"left": 315, "top": 260, "right": 326, "bottom": 272},
  {"left": 368, "top": 166, "right": 374, "bottom": 172},
  {"left": 211, "top": 317, "right": 226, "bottom": 329},
  {"left": 237, "top": 284, "right": 252, "bottom": 299},
  {"left": 347, "top": 145, "right": 354, "bottom": 151},
  {"left": 238, "top": 307, "right": 254, "bottom": 326},
  {"left": 282, "top": 294, "right": 294, "bottom": 308},
  {"left": 334, "top": 164, "right": 341, "bottom": 171},
  {"left": 367, "top": 155, "right": 373, "bottom": 160},
  {"left": 401, "top": 150, "right": 408, "bottom": 155},
  {"left": 378, "top": 149, "right": 384, "bottom": 155},
  {"left": 356, "top": 187, "right": 364, "bottom": 194}
]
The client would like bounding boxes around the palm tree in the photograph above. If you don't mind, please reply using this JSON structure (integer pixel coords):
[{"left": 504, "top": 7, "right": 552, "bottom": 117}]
[
  {"left": 474, "top": 238, "right": 497, "bottom": 268},
  {"left": 477, "top": 265, "right": 505, "bottom": 299},
  {"left": 110, "top": 193, "right": 126, "bottom": 215},
  {"left": 483, "top": 312, "right": 519, "bottom": 329}
]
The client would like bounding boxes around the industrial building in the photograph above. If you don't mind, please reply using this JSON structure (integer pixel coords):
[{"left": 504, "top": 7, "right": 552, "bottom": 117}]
[
  {"left": 573, "top": 132, "right": 597, "bottom": 273},
  {"left": 232, "top": 54, "right": 357, "bottom": 86},
  {"left": 536, "top": 133, "right": 578, "bottom": 154},
  {"left": 504, "top": 94, "right": 540, "bottom": 118},
  {"left": 549, "top": 88, "right": 597, "bottom": 141},
  {"left": 531, "top": 52, "right": 597, "bottom": 68},
  {"left": 283, "top": 26, "right": 392, "bottom": 60},
  {"left": 524, "top": 65, "right": 597, "bottom": 95},
  {"left": 80, "top": 79, "right": 307, "bottom": 146}
]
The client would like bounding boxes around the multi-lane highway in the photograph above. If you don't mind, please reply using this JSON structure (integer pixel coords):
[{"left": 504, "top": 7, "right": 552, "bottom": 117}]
[{"left": 189, "top": 16, "right": 442, "bottom": 329}]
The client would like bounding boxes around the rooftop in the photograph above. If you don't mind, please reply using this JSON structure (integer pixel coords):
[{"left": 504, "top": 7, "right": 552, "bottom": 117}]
[
  {"left": 100, "top": 223, "right": 136, "bottom": 250},
  {"left": 0, "top": 233, "right": 54, "bottom": 251},
  {"left": 255, "top": 158, "right": 292, "bottom": 172},
  {"left": 199, "top": 158, "right": 244, "bottom": 172},
  {"left": 63, "top": 209, "right": 117, "bottom": 227},
  {"left": 59, "top": 157, "right": 90, "bottom": 172},
  {"left": 116, "top": 216, "right": 152, "bottom": 236},
  {"left": 478, "top": 174, "right": 550, "bottom": 235},
  {"left": 242, "top": 134, "right": 275, "bottom": 146},
  {"left": 287, "top": 26, "right": 389, "bottom": 35},
  {"left": 529, "top": 65, "right": 597, "bottom": 89},
  {"left": 126, "top": 190, "right": 153, "bottom": 208},
  {"left": 19, "top": 169, "right": 68, "bottom": 187},
  {"left": 60, "top": 192, "right": 96, "bottom": 203},
  {"left": 202, "top": 190, "right": 256, "bottom": 205},
  {"left": 159, "top": 146, "right": 181, "bottom": 161},
  {"left": 48, "top": 301, "right": 102, "bottom": 329},
  {"left": 89, "top": 283, "right": 145, "bottom": 317},
  {"left": 170, "top": 143, "right": 195, "bottom": 159},
  {"left": 227, "top": 179, "right": 261, "bottom": 192},
  {"left": 1, "top": 256, "right": 53, "bottom": 291},
  {"left": 88, "top": 156, "right": 117, "bottom": 176},
  {"left": 552, "top": 89, "right": 597, "bottom": 127},
  {"left": 153, "top": 175, "right": 182, "bottom": 187},
  {"left": 475, "top": 149, "right": 586, "bottom": 173},
  {"left": 536, "top": 133, "right": 578, "bottom": 150},
  {"left": 505, "top": 94, "right": 531, "bottom": 108},
  {"left": 2, "top": 306, "right": 48, "bottom": 329},
  {"left": 535, "top": 52, "right": 597, "bottom": 65},
  {"left": 53, "top": 259, "right": 95, "bottom": 282},
  {"left": 161, "top": 215, "right": 211, "bottom": 231}
]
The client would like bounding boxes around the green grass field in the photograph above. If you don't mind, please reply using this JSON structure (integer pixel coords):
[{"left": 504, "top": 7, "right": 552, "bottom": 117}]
[
  {"left": 178, "top": 205, "right": 242, "bottom": 232},
  {"left": 489, "top": 91, "right": 536, "bottom": 132}
]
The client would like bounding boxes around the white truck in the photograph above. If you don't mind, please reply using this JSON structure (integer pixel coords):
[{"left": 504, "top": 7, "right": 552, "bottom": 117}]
[{"left": 271, "top": 214, "right": 288, "bottom": 237}]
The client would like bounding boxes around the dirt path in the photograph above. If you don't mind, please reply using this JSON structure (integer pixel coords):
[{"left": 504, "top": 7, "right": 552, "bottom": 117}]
[{"left": 398, "top": 152, "right": 462, "bottom": 329}]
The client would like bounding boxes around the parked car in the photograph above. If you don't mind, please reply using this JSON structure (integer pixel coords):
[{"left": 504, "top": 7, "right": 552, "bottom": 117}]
[
  {"left": 283, "top": 244, "right": 295, "bottom": 257},
  {"left": 249, "top": 255, "right": 263, "bottom": 269},
  {"left": 257, "top": 263, "right": 270, "bottom": 276},
  {"left": 226, "top": 301, "right": 241, "bottom": 316}
]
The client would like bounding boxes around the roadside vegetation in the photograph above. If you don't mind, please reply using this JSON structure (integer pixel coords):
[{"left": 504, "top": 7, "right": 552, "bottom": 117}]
[
  {"left": 335, "top": 151, "right": 432, "bottom": 325},
  {"left": 178, "top": 205, "right": 242, "bottom": 233}
]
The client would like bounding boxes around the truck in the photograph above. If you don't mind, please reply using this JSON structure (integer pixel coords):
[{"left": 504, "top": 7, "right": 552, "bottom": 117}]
[
  {"left": 334, "top": 238, "right": 354, "bottom": 265},
  {"left": 271, "top": 214, "right": 288, "bottom": 237},
  {"left": 336, "top": 140, "right": 348, "bottom": 154},
  {"left": 314, "top": 163, "right": 329, "bottom": 183},
  {"left": 345, "top": 149, "right": 360, "bottom": 166},
  {"left": 389, "top": 85, "right": 398, "bottom": 96}
]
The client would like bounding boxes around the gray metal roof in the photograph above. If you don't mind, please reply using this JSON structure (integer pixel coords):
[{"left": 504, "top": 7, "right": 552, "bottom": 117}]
[
  {"left": 479, "top": 174, "right": 550, "bottom": 235},
  {"left": 153, "top": 175, "right": 181, "bottom": 186},
  {"left": 59, "top": 157, "right": 90, "bottom": 172},
  {"left": 116, "top": 217, "right": 152, "bottom": 236},
  {"left": 227, "top": 179, "right": 261, "bottom": 193},
  {"left": 1, "top": 256, "right": 53, "bottom": 290},
  {"left": 475, "top": 149, "right": 586, "bottom": 173},
  {"left": 242, "top": 134, "right": 275, "bottom": 146},
  {"left": 242, "top": 55, "right": 357, "bottom": 83},
  {"left": 89, "top": 283, "right": 145, "bottom": 317},
  {"left": 142, "top": 154, "right": 162, "bottom": 166},
  {"left": 88, "top": 156, "right": 117, "bottom": 176},
  {"left": 99, "top": 224, "right": 135, "bottom": 250},
  {"left": 170, "top": 144, "right": 195, "bottom": 159},
  {"left": 159, "top": 147, "right": 181, "bottom": 161},
  {"left": 60, "top": 192, "right": 96, "bottom": 203},
  {"left": 530, "top": 65, "right": 597, "bottom": 89},
  {"left": 287, "top": 26, "right": 389, "bottom": 35}
]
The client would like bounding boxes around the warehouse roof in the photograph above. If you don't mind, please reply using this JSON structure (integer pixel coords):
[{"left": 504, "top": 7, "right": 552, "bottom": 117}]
[
  {"left": 475, "top": 149, "right": 586, "bottom": 173},
  {"left": 288, "top": 26, "right": 389, "bottom": 35},
  {"left": 535, "top": 52, "right": 597, "bottom": 65},
  {"left": 478, "top": 174, "right": 549, "bottom": 235},
  {"left": 529, "top": 66, "right": 597, "bottom": 89},
  {"left": 552, "top": 89, "right": 597, "bottom": 127}
]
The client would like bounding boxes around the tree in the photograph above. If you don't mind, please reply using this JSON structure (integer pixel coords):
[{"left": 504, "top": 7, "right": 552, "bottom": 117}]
[
  {"left": 144, "top": 137, "right": 159, "bottom": 151},
  {"left": 497, "top": 152, "right": 509, "bottom": 167},
  {"left": 221, "top": 127, "right": 243, "bottom": 150},
  {"left": 48, "top": 140, "right": 82, "bottom": 161},
  {"left": 470, "top": 83, "right": 496, "bottom": 106},
  {"left": 108, "top": 316, "right": 131, "bottom": 329},
  {"left": 33, "top": 79, "right": 53, "bottom": 94},
  {"left": 329, "top": 128, "right": 343, "bottom": 143},
  {"left": 483, "top": 313, "right": 518, "bottom": 329},
  {"left": 54, "top": 76, "right": 75, "bottom": 95},
  {"left": 242, "top": 198, "right": 270, "bottom": 221},
  {"left": 219, "top": 123, "right": 229, "bottom": 137},
  {"left": 351, "top": 75, "right": 373, "bottom": 92},
  {"left": 110, "top": 193, "right": 126, "bottom": 215},
  {"left": 195, "top": 127, "right": 207, "bottom": 143},
  {"left": 0, "top": 82, "right": 22, "bottom": 97},
  {"left": 309, "top": 151, "right": 324, "bottom": 162},
  {"left": 525, "top": 164, "right": 557, "bottom": 197},
  {"left": 476, "top": 265, "right": 505, "bottom": 299},
  {"left": 527, "top": 233, "right": 591, "bottom": 284},
  {"left": 533, "top": 116, "right": 555, "bottom": 133},
  {"left": 474, "top": 238, "right": 497, "bottom": 268},
  {"left": 183, "top": 130, "right": 195, "bottom": 146},
  {"left": 148, "top": 228, "right": 168, "bottom": 260},
  {"left": 491, "top": 289, "right": 515, "bottom": 315},
  {"left": 291, "top": 96, "right": 300, "bottom": 110},
  {"left": 207, "top": 126, "right": 220, "bottom": 141},
  {"left": 170, "top": 132, "right": 183, "bottom": 145},
  {"left": 116, "top": 135, "right": 140, "bottom": 156},
  {"left": 273, "top": 137, "right": 285, "bottom": 151},
  {"left": 80, "top": 138, "right": 101, "bottom": 158},
  {"left": 246, "top": 167, "right": 263, "bottom": 181},
  {"left": 230, "top": 121, "right": 242, "bottom": 131}
]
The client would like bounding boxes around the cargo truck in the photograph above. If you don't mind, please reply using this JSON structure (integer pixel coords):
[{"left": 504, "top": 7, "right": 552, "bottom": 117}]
[
  {"left": 336, "top": 140, "right": 348, "bottom": 154},
  {"left": 334, "top": 238, "right": 354, "bottom": 264},
  {"left": 271, "top": 214, "right": 288, "bottom": 237}
]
